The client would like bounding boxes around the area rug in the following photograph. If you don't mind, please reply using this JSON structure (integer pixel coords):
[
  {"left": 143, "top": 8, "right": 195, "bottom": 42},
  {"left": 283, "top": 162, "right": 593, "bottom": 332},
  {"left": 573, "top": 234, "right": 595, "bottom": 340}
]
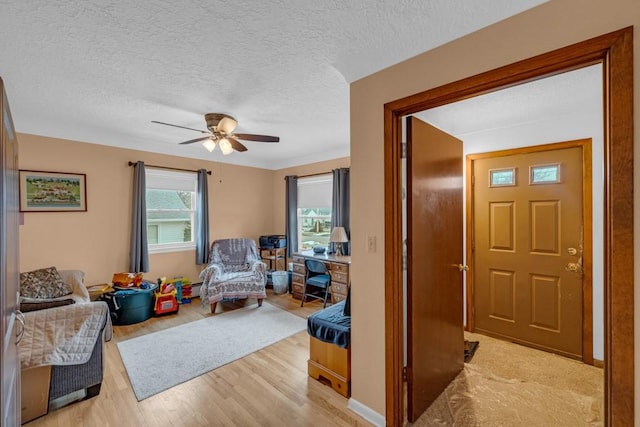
[{"left": 117, "top": 302, "right": 306, "bottom": 400}]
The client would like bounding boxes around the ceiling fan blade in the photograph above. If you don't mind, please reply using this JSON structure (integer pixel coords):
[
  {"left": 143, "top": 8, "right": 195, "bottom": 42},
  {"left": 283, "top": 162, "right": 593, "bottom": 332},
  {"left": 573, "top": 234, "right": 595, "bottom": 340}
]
[
  {"left": 233, "top": 133, "right": 280, "bottom": 143},
  {"left": 179, "top": 136, "right": 213, "bottom": 145},
  {"left": 152, "top": 120, "right": 209, "bottom": 134},
  {"left": 228, "top": 137, "right": 248, "bottom": 152}
]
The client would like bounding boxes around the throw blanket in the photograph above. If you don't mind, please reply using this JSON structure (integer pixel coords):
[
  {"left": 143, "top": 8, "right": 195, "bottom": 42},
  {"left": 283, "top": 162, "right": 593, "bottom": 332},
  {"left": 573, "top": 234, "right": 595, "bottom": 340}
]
[{"left": 19, "top": 302, "right": 112, "bottom": 369}]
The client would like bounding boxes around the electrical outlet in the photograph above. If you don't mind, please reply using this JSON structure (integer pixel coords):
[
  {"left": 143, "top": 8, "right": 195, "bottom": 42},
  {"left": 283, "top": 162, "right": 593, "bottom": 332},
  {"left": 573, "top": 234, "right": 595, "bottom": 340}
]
[{"left": 367, "top": 235, "right": 376, "bottom": 253}]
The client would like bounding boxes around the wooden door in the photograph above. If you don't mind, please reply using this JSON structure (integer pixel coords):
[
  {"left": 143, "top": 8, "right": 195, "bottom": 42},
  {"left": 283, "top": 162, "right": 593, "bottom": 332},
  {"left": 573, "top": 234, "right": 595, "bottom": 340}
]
[
  {"left": 406, "top": 116, "right": 464, "bottom": 422},
  {"left": 473, "top": 146, "right": 584, "bottom": 358},
  {"left": 1, "top": 77, "right": 21, "bottom": 426}
]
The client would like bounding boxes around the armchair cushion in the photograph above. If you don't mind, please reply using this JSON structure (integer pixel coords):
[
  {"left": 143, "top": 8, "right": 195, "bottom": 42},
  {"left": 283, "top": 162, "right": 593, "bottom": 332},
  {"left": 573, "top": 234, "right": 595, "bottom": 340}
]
[
  {"left": 20, "top": 267, "right": 72, "bottom": 299},
  {"left": 58, "top": 269, "right": 90, "bottom": 302}
]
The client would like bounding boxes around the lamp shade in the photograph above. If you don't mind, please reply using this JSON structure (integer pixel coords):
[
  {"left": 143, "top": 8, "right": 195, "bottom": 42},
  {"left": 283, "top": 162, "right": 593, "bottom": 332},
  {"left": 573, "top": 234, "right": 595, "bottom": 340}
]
[
  {"left": 202, "top": 138, "right": 216, "bottom": 152},
  {"left": 330, "top": 226, "right": 348, "bottom": 243},
  {"left": 219, "top": 138, "right": 233, "bottom": 155}
]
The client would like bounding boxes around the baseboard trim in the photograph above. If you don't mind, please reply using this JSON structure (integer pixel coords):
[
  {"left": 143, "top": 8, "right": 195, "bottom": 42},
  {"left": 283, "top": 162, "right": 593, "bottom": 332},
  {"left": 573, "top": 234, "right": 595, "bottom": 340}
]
[
  {"left": 594, "top": 359, "right": 604, "bottom": 368},
  {"left": 348, "top": 397, "right": 385, "bottom": 427}
]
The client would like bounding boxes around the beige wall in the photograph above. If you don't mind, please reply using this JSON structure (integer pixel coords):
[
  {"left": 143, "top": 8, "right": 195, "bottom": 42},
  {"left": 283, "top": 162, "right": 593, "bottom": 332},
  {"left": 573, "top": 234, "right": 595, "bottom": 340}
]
[
  {"left": 18, "top": 133, "right": 275, "bottom": 286},
  {"left": 350, "top": 0, "right": 640, "bottom": 417},
  {"left": 271, "top": 157, "right": 350, "bottom": 236}
]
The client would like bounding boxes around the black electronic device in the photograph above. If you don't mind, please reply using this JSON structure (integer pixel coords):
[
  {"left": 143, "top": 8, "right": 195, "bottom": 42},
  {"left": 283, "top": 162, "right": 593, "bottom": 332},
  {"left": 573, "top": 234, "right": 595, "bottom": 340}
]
[{"left": 259, "top": 235, "right": 287, "bottom": 249}]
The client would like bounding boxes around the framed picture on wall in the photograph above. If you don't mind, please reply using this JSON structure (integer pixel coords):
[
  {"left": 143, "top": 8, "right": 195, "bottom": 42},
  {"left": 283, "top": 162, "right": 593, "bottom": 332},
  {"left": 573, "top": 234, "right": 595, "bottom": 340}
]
[{"left": 19, "top": 170, "right": 87, "bottom": 212}]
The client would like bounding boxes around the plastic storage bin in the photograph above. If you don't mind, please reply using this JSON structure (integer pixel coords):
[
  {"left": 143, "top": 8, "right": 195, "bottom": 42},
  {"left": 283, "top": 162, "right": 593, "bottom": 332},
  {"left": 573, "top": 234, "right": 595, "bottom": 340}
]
[
  {"left": 272, "top": 271, "right": 289, "bottom": 294},
  {"left": 102, "top": 283, "right": 157, "bottom": 325}
]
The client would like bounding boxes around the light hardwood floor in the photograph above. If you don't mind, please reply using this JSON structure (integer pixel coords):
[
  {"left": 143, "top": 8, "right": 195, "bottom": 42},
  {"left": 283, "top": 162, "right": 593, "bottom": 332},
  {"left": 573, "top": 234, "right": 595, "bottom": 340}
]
[{"left": 25, "top": 291, "right": 370, "bottom": 427}]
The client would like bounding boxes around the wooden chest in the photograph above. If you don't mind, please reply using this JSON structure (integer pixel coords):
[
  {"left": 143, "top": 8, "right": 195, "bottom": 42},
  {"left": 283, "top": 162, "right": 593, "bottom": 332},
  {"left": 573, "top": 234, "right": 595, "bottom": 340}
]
[{"left": 308, "top": 336, "right": 351, "bottom": 398}]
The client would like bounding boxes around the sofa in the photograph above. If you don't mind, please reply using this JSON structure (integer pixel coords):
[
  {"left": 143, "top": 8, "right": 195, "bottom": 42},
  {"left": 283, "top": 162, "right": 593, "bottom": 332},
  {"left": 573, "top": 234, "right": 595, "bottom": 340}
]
[{"left": 18, "top": 267, "right": 111, "bottom": 422}]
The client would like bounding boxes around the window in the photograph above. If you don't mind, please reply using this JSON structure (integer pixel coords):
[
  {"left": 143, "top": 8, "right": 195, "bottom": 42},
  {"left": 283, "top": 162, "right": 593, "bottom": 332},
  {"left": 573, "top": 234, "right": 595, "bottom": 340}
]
[
  {"left": 489, "top": 167, "right": 516, "bottom": 187},
  {"left": 530, "top": 163, "right": 561, "bottom": 184},
  {"left": 297, "top": 175, "right": 332, "bottom": 251},
  {"left": 145, "top": 168, "right": 197, "bottom": 253}
]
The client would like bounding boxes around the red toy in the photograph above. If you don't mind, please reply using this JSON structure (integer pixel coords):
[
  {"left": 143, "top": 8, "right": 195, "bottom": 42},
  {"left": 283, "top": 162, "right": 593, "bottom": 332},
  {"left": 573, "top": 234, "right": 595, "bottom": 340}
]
[{"left": 154, "top": 277, "right": 179, "bottom": 315}]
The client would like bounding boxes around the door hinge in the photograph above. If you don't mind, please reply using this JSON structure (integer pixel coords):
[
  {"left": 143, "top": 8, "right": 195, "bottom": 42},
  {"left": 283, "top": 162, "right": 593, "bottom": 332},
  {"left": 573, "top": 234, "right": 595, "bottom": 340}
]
[
  {"left": 401, "top": 142, "right": 407, "bottom": 159},
  {"left": 403, "top": 366, "right": 408, "bottom": 381},
  {"left": 471, "top": 175, "right": 475, "bottom": 186}
]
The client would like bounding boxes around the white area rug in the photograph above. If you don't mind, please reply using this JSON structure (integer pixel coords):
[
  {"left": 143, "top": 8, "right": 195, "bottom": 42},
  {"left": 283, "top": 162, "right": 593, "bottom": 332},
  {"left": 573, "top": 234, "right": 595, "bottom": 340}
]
[{"left": 117, "top": 302, "right": 306, "bottom": 400}]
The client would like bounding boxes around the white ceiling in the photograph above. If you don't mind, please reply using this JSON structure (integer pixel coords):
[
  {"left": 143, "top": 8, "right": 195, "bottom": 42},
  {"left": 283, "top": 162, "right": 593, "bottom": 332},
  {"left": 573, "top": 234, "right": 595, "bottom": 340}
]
[
  {"left": 416, "top": 64, "right": 603, "bottom": 142},
  {"left": 0, "top": 0, "right": 547, "bottom": 170}
]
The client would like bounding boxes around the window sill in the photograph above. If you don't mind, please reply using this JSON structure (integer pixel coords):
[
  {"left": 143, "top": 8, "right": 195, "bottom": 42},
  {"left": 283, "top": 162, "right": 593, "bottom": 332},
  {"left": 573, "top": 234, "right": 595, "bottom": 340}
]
[{"left": 148, "top": 244, "right": 196, "bottom": 254}]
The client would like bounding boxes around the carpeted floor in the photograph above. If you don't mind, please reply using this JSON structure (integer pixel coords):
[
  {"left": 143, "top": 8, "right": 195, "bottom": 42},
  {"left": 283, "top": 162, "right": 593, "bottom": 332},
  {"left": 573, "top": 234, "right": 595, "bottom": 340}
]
[
  {"left": 415, "top": 332, "right": 604, "bottom": 426},
  {"left": 117, "top": 301, "right": 307, "bottom": 400}
]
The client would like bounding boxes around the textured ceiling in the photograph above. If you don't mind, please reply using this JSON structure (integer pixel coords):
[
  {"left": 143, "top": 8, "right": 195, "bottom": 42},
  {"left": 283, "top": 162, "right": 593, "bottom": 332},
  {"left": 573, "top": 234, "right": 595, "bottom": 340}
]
[{"left": 0, "top": 0, "right": 546, "bottom": 169}]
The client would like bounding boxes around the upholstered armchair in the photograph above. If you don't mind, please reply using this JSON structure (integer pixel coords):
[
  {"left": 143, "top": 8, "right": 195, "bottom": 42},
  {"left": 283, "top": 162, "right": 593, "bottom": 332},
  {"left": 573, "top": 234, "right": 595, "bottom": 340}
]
[{"left": 199, "top": 238, "right": 267, "bottom": 313}]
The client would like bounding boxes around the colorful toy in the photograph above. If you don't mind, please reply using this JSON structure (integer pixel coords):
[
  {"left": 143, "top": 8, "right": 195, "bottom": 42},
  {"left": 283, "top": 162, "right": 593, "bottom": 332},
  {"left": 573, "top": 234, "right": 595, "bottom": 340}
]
[
  {"left": 112, "top": 272, "right": 143, "bottom": 288},
  {"left": 165, "top": 276, "right": 193, "bottom": 304},
  {"left": 154, "top": 277, "right": 179, "bottom": 315}
]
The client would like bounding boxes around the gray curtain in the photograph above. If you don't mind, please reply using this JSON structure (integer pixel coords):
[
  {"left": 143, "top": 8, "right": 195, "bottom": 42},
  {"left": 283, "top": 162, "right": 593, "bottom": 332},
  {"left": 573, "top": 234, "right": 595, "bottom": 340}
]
[
  {"left": 285, "top": 175, "right": 298, "bottom": 257},
  {"left": 130, "top": 161, "right": 149, "bottom": 272},
  {"left": 195, "top": 169, "right": 210, "bottom": 264},
  {"left": 330, "top": 168, "right": 350, "bottom": 255}
]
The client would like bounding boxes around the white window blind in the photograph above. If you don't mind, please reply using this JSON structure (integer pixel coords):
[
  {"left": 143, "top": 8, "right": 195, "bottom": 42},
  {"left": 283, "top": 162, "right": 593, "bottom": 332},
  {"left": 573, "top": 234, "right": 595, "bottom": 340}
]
[
  {"left": 146, "top": 168, "right": 197, "bottom": 192},
  {"left": 297, "top": 175, "right": 332, "bottom": 208}
]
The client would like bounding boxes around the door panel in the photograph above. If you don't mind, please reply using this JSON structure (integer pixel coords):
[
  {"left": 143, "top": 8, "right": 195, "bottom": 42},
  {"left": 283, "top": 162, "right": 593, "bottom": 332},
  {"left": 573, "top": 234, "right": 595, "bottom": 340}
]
[
  {"left": 473, "top": 146, "right": 583, "bottom": 358},
  {"left": 489, "top": 269, "right": 516, "bottom": 321},
  {"left": 530, "top": 274, "right": 560, "bottom": 331},
  {"left": 489, "top": 202, "right": 514, "bottom": 249},
  {"left": 530, "top": 201, "right": 560, "bottom": 254},
  {"left": 406, "top": 116, "right": 463, "bottom": 422}
]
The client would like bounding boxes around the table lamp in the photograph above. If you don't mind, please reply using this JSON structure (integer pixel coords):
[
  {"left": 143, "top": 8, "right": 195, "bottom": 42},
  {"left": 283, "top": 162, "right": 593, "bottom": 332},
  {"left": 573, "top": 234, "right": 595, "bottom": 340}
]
[{"left": 330, "top": 226, "right": 349, "bottom": 256}]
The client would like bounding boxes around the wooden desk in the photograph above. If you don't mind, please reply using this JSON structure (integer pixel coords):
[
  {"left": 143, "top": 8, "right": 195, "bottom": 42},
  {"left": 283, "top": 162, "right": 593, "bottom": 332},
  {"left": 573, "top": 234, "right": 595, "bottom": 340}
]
[{"left": 291, "top": 251, "right": 350, "bottom": 302}]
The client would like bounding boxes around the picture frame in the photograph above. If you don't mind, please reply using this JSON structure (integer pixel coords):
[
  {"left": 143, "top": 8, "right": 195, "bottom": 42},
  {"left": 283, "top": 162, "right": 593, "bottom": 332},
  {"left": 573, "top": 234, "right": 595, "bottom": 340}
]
[{"left": 19, "top": 170, "right": 87, "bottom": 212}]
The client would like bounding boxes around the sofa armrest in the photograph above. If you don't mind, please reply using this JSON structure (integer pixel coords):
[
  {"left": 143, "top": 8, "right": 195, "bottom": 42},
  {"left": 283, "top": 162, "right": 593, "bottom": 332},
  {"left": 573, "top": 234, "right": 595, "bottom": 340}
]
[{"left": 58, "top": 270, "right": 90, "bottom": 303}]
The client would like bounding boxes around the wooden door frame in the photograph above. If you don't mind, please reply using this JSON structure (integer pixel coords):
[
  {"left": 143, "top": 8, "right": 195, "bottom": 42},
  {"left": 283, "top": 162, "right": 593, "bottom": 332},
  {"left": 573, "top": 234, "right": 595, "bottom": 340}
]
[
  {"left": 466, "top": 139, "right": 594, "bottom": 364},
  {"left": 384, "top": 28, "right": 633, "bottom": 426}
]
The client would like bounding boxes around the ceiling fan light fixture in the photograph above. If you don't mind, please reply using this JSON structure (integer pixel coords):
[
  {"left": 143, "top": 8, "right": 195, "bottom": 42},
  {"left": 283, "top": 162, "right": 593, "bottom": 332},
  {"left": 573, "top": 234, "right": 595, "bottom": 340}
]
[
  {"left": 219, "top": 138, "right": 234, "bottom": 155},
  {"left": 202, "top": 138, "right": 216, "bottom": 152},
  {"left": 153, "top": 113, "right": 279, "bottom": 154},
  {"left": 217, "top": 116, "right": 237, "bottom": 134}
]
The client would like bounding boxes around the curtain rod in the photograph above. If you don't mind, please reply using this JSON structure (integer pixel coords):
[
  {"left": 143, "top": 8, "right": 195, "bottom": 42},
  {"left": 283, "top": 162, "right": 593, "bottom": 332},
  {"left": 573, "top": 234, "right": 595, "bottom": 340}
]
[
  {"left": 128, "top": 161, "right": 211, "bottom": 175},
  {"left": 284, "top": 171, "right": 332, "bottom": 180}
]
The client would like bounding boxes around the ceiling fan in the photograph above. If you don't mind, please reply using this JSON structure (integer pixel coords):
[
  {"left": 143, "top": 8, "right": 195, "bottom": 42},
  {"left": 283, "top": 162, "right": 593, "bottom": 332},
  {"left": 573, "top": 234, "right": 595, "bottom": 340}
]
[{"left": 152, "top": 113, "right": 279, "bottom": 155}]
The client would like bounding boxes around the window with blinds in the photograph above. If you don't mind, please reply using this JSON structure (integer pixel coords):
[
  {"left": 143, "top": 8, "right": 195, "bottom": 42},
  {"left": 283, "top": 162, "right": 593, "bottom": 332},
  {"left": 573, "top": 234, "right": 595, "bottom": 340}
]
[
  {"left": 145, "top": 168, "right": 197, "bottom": 253},
  {"left": 297, "top": 174, "right": 332, "bottom": 251}
]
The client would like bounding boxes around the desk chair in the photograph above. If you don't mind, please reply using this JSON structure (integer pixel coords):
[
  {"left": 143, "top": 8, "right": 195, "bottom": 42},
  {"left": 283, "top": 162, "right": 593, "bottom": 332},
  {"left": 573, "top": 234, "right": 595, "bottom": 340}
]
[{"left": 301, "top": 259, "right": 331, "bottom": 308}]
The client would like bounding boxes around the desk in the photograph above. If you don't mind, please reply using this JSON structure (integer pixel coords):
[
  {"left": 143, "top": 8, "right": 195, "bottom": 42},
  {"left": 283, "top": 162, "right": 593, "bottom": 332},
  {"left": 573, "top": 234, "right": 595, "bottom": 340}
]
[{"left": 292, "top": 251, "right": 350, "bottom": 303}]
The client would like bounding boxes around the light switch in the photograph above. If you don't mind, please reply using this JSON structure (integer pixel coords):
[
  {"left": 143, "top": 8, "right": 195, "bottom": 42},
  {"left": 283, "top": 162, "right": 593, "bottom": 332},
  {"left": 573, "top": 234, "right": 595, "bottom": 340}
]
[{"left": 367, "top": 235, "right": 376, "bottom": 253}]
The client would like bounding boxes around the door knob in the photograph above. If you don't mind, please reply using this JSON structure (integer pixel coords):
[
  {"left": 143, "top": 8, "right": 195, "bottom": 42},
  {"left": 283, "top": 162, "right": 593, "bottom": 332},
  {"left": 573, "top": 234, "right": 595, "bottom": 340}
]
[
  {"left": 566, "top": 262, "right": 583, "bottom": 275},
  {"left": 457, "top": 264, "right": 469, "bottom": 272},
  {"left": 567, "top": 247, "right": 578, "bottom": 256}
]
